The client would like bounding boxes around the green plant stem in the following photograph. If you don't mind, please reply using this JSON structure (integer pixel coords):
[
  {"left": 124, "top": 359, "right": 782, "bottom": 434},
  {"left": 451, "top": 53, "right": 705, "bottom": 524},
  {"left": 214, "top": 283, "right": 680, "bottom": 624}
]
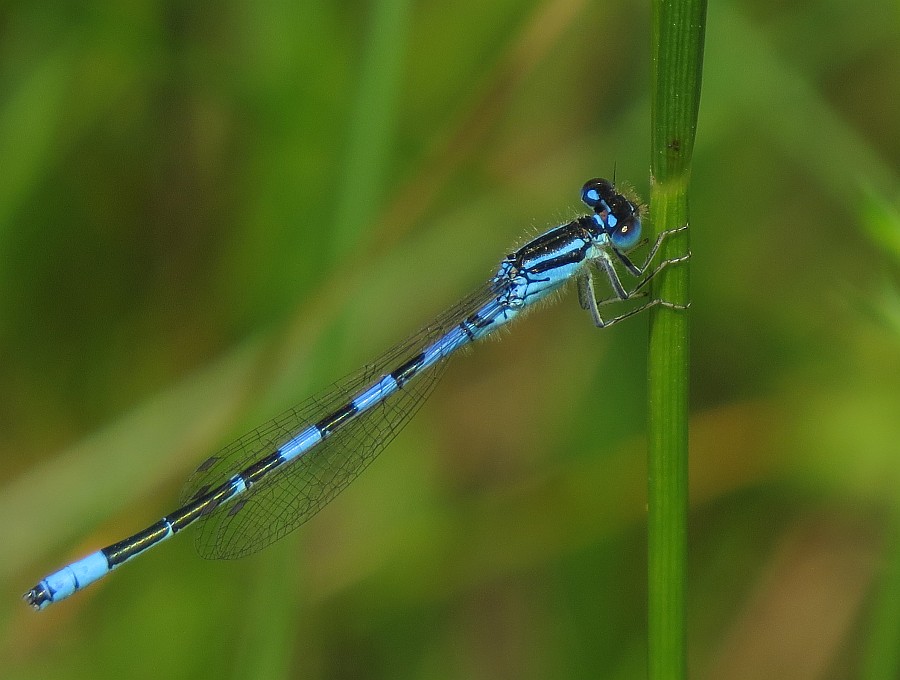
[
  {"left": 646, "top": 183, "right": 691, "bottom": 680},
  {"left": 647, "top": 0, "right": 706, "bottom": 678}
]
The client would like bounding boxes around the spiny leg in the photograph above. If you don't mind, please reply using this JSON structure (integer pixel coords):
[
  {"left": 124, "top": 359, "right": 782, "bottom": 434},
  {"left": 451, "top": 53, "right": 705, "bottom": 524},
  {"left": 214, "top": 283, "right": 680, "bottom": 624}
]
[
  {"left": 577, "top": 270, "right": 607, "bottom": 327},
  {"left": 577, "top": 248, "right": 640, "bottom": 327},
  {"left": 615, "top": 224, "right": 688, "bottom": 277},
  {"left": 593, "top": 298, "right": 691, "bottom": 329},
  {"left": 625, "top": 251, "right": 691, "bottom": 299},
  {"left": 582, "top": 250, "right": 692, "bottom": 328},
  {"left": 591, "top": 249, "right": 691, "bottom": 308}
]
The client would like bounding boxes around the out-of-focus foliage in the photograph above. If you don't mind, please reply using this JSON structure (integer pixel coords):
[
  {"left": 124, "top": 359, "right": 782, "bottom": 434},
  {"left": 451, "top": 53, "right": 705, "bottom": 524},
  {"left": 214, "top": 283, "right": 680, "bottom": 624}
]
[{"left": 1, "top": 1, "right": 898, "bottom": 678}]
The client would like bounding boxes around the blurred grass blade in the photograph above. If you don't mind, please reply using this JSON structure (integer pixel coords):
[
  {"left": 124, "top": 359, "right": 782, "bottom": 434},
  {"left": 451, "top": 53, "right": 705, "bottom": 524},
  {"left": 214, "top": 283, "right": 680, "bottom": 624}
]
[
  {"left": 859, "top": 186, "right": 900, "bottom": 265},
  {"left": 331, "top": 0, "right": 413, "bottom": 256},
  {"left": 2, "top": 338, "right": 267, "bottom": 579},
  {"left": 859, "top": 187, "right": 900, "bottom": 680},
  {"left": 231, "top": 3, "right": 414, "bottom": 678},
  {"left": 862, "top": 526, "right": 900, "bottom": 680}
]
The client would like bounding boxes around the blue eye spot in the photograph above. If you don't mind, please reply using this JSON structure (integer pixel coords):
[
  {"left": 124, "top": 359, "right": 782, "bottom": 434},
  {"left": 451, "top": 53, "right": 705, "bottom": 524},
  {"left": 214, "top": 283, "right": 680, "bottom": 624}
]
[{"left": 580, "top": 178, "right": 614, "bottom": 209}]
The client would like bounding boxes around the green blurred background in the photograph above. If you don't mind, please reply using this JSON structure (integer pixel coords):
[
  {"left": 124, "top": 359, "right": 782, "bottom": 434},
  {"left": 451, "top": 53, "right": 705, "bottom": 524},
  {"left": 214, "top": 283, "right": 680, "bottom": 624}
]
[{"left": 2, "top": 0, "right": 899, "bottom": 678}]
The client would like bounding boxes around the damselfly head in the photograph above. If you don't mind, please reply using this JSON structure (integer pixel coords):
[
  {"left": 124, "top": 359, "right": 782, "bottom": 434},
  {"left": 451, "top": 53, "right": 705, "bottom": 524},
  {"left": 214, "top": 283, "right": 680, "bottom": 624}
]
[{"left": 580, "top": 178, "right": 643, "bottom": 250}]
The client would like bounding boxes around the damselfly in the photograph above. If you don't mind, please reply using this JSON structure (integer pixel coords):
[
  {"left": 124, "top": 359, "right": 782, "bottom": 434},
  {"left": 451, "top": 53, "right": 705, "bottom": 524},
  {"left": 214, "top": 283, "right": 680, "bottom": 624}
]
[{"left": 25, "top": 178, "right": 688, "bottom": 610}]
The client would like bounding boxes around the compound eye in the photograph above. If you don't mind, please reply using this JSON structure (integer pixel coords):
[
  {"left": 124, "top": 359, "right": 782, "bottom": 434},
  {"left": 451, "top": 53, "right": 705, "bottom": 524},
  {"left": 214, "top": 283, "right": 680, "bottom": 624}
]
[
  {"left": 580, "top": 178, "right": 614, "bottom": 210},
  {"left": 611, "top": 217, "right": 642, "bottom": 250}
]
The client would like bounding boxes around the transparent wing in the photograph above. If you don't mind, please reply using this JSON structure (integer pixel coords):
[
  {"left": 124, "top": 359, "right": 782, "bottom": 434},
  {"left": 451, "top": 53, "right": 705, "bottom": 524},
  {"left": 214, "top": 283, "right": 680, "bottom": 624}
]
[{"left": 179, "top": 279, "right": 503, "bottom": 559}]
